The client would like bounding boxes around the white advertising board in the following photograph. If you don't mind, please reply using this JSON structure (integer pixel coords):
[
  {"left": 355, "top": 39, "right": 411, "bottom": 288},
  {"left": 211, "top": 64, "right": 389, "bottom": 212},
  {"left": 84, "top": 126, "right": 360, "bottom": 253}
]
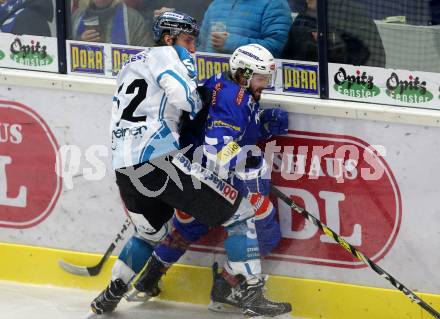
[
  {"left": 329, "top": 63, "right": 440, "bottom": 110},
  {"left": 0, "top": 33, "right": 58, "bottom": 73},
  {"left": 0, "top": 84, "right": 439, "bottom": 295}
]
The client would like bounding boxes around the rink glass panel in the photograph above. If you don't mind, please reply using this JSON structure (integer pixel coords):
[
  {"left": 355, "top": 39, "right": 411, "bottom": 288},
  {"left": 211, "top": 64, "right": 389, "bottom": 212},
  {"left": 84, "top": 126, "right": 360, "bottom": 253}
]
[
  {"left": 0, "top": 0, "right": 58, "bottom": 72},
  {"left": 326, "top": 0, "right": 440, "bottom": 110},
  {"left": 1, "top": 1, "right": 440, "bottom": 105}
]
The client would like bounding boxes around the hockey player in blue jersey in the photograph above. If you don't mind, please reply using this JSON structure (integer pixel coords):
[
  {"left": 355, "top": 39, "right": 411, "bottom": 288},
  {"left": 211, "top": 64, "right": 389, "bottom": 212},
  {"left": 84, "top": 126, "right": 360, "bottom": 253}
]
[
  {"left": 90, "top": 12, "right": 290, "bottom": 318},
  {"left": 130, "top": 44, "right": 291, "bottom": 317}
]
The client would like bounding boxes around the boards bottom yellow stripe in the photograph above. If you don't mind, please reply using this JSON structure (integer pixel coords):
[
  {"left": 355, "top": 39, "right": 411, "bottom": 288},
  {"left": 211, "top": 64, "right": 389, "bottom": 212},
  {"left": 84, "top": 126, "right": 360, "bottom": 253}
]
[{"left": 1, "top": 242, "right": 439, "bottom": 319}]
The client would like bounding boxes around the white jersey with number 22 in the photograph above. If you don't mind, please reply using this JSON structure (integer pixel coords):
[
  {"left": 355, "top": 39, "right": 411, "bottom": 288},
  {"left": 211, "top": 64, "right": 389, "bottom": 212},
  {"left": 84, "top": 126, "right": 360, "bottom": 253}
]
[{"left": 110, "top": 45, "right": 201, "bottom": 169}]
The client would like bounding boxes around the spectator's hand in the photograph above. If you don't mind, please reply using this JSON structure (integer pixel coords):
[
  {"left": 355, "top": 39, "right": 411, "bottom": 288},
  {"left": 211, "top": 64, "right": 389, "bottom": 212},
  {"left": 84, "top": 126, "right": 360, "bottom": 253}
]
[
  {"left": 81, "top": 29, "right": 101, "bottom": 42},
  {"left": 211, "top": 32, "right": 228, "bottom": 51},
  {"left": 311, "top": 31, "right": 318, "bottom": 42}
]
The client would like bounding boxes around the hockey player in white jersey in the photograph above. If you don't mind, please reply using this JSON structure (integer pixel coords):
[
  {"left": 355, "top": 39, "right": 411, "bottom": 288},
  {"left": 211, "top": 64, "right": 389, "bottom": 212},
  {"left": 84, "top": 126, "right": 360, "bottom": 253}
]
[{"left": 89, "top": 12, "right": 289, "bottom": 317}]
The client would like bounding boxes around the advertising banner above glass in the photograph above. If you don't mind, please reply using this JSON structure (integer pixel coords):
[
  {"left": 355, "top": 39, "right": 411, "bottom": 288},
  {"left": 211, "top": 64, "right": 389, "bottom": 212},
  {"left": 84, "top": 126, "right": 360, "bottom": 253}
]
[
  {"left": 0, "top": 0, "right": 58, "bottom": 72},
  {"left": 0, "top": 33, "right": 58, "bottom": 72},
  {"left": 66, "top": 40, "right": 320, "bottom": 98},
  {"left": 329, "top": 63, "right": 440, "bottom": 110}
]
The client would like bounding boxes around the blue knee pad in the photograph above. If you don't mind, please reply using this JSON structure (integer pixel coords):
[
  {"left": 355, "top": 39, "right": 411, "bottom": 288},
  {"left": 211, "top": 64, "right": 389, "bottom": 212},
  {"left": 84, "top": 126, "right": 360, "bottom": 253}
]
[
  {"left": 224, "top": 218, "right": 260, "bottom": 262},
  {"left": 118, "top": 236, "right": 154, "bottom": 273},
  {"left": 255, "top": 210, "right": 281, "bottom": 256}
]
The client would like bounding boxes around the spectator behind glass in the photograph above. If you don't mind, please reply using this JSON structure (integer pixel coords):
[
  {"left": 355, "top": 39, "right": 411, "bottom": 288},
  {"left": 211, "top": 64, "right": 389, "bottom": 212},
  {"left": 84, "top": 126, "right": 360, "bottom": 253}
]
[
  {"left": 431, "top": 0, "right": 440, "bottom": 24},
  {"left": 136, "top": 0, "right": 211, "bottom": 47},
  {"left": 282, "top": 0, "right": 386, "bottom": 67},
  {"left": 140, "top": 0, "right": 211, "bottom": 26},
  {"left": 0, "top": 0, "right": 53, "bottom": 36},
  {"left": 72, "top": 0, "right": 150, "bottom": 46},
  {"left": 198, "top": 0, "right": 292, "bottom": 58},
  {"left": 288, "top": 0, "right": 306, "bottom": 13}
]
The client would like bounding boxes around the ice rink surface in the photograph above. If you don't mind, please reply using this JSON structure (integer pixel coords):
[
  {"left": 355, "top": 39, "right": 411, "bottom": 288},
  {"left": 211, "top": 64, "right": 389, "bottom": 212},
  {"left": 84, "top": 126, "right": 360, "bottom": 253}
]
[{"left": 0, "top": 281, "right": 301, "bottom": 319}]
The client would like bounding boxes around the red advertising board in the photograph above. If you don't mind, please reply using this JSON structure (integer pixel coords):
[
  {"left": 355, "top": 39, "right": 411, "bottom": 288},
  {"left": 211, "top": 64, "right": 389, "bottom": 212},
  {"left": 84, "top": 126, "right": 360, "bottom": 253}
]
[
  {"left": 190, "top": 131, "right": 401, "bottom": 269},
  {"left": 0, "top": 100, "right": 61, "bottom": 228}
]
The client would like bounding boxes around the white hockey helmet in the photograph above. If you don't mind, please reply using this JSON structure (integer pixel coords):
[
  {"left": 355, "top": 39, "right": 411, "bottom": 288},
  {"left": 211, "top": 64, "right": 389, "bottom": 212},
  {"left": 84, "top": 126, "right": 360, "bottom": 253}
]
[{"left": 229, "top": 44, "right": 276, "bottom": 88}]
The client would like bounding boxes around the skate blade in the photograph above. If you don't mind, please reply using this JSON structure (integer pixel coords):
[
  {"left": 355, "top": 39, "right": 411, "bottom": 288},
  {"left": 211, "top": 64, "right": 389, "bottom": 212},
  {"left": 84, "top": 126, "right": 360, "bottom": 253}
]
[
  {"left": 124, "top": 287, "right": 153, "bottom": 302},
  {"left": 244, "top": 313, "right": 293, "bottom": 319},
  {"left": 82, "top": 311, "right": 98, "bottom": 319},
  {"left": 269, "top": 314, "right": 293, "bottom": 319},
  {"left": 208, "top": 301, "right": 242, "bottom": 314}
]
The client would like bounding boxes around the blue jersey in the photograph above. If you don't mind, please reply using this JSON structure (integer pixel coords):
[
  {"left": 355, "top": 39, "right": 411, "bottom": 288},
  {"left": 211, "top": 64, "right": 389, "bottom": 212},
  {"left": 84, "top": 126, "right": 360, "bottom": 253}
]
[
  {"left": 193, "top": 72, "right": 264, "bottom": 170},
  {"left": 153, "top": 73, "right": 282, "bottom": 266}
]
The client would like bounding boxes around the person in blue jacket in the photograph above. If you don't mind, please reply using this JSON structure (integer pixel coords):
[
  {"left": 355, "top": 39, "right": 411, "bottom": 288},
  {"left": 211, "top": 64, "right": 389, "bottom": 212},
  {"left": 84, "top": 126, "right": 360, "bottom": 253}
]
[{"left": 198, "top": 0, "right": 292, "bottom": 58}]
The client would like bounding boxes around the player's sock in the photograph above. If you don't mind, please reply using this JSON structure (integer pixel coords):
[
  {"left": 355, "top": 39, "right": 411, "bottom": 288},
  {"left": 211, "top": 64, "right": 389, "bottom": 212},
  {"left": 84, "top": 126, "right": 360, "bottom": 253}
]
[
  {"left": 223, "top": 217, "right": 261, "bottom": 280},
  {"left": 154, "top": 211, "right": 209, "bottom": 264},
  {"left": 118, "top": 235, "right": 154, "bottom": 274},
  {"left": 153, "top": 226, "right": 192, "bottom": 265}
]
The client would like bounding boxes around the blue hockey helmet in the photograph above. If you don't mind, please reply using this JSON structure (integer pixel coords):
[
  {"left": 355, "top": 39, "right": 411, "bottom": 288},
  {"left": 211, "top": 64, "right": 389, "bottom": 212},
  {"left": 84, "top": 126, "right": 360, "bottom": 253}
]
[{"left": 153, "top": 11, "right": 200, "bottom": 43}]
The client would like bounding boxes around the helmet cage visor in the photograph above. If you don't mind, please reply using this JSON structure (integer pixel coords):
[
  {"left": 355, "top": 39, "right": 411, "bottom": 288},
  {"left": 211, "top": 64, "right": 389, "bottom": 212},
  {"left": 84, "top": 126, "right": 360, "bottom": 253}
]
[
  {"left": 160, "top": 20, "right": 200, "bottom": 38},
  {"left": 236, "top": 64, "right": 276, "bottom": 89},
  {"left": 252, "top": 72, "right": 276, "bottom": 89}
]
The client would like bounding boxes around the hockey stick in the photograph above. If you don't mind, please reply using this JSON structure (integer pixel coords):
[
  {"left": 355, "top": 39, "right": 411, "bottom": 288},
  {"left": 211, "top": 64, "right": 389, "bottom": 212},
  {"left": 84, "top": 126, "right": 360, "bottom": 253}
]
[
  {"left": 58, "top": 217, "right": 132, "bottom": 276},
  {"left": 271, "top": 185, "right": 440, "bottom": 319}
]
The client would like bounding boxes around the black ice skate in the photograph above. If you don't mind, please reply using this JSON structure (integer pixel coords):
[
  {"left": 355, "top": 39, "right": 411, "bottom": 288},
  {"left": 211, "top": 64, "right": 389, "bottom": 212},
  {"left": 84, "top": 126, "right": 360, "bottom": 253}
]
[
  {"left": 209, "top": 263, "right": 292, "bottom": 318},
  {"left": 90, "top": 278, "right": 128, "bottom": 315},
  {"left": 240, "top": 278, "right": 292, "bottom": 318},
  {"left": 125, "top": 254, "right": 168, "bottom": 302},
  {"left": 209, "top": 262, "right": 246, "bottom": 314}
]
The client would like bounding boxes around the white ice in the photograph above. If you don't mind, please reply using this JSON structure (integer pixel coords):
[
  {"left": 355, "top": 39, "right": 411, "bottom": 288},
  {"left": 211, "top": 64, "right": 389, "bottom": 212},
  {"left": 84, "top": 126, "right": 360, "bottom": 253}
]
[{"left": 0, "top": 281, "right": 301, "bottom": 319}]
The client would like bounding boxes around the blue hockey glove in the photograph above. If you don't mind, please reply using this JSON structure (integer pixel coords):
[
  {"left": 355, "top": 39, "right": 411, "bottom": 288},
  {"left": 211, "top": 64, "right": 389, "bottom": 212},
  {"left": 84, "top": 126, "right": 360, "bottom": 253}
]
[{"left": 260, "top": 108, "right": 289, "bottom": 138}]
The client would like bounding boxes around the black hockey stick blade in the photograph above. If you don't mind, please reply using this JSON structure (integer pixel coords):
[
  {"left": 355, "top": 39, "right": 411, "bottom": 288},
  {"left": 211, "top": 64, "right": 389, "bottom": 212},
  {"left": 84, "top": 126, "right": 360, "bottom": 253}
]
[
  {"left": 58, "top": 242, "right": 116, "bottom": 276},
  {"left": 271, "top": 185, "right": 440, "bottom": 319},
  {"left": 58, "top": 217, "right": 132, "bottom": 277},
  {"left": 58, "top": 259, "right": 94, "bottom": 277}
]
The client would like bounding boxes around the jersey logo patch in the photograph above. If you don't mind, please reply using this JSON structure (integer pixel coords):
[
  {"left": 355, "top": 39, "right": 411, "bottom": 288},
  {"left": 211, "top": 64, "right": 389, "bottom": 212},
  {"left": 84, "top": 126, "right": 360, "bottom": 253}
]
[
  {"left": 211, "top": 82, "right": 223, "bottom": 107},
  {"left": 174, "top": 45, "right": 196, "bottom": 78},
  {"left": 235, "top": 87, "right": 245, "bottom": 105},
  {"left": 172, "top": 153, "right": 238, "bottom": 205},
  {"left": 212, "top": 120, "right": 241, "bottom": 132},
  {"left": 217, "top": 141, "right": 241, "bottom": 166},
  {"left": 182, "top": 58, "right": 196, "bottom": 78},
  {"left": 249, "top": 193, "right": 273, "bottom": 220}
]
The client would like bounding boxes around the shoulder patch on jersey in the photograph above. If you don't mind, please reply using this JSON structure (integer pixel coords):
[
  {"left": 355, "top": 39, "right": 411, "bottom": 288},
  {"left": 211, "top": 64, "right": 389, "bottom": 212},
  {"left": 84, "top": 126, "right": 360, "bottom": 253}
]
[
  {"left": 235, "top": 87, "right": 246, "bottom": 106},
  {"left": 173, "top": 45, "right": 196, "bottom": 78}
]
